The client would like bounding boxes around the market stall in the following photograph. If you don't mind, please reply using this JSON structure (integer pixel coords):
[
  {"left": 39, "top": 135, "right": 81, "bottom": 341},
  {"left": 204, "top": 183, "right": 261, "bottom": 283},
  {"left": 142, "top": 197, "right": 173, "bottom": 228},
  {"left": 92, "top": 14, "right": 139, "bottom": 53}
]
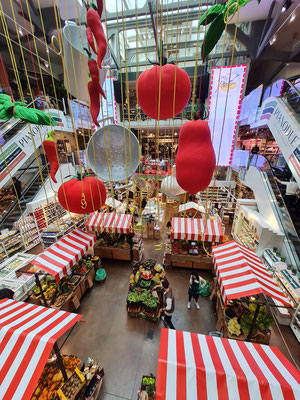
[
  {"left": 211, "top": 240, "right": 291, "bottom": 344},
  {"left": 141, "top": 199, "right": 164, "bottom": 240},
  {"left": 18, "top": 228, "right": 98, "bottom": 311},
  {"left": 156, "top": 328, "right": 300, "bottom": 400},
  {"left": 0, "top": 298, "right": 104, "bottom": 400},
  {"left": 164, "top": 217, "right": 224, "bottom": 269},
  {"left": 88, "top": 212, "right": 143, "bottom": 261},
  {"left": 127, "top": 259, "right": 167, "bottom": 322}
]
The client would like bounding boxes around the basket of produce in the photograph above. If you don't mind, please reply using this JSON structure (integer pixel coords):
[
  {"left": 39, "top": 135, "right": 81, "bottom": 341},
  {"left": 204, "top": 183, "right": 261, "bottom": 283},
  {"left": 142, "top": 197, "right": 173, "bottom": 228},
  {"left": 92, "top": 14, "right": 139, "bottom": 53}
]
[
  {"left": 141, "top": 294, "right": 159, "bottom": 314},
  {"left": 57, "top": 369, "right": 85, "bottom": 400}
]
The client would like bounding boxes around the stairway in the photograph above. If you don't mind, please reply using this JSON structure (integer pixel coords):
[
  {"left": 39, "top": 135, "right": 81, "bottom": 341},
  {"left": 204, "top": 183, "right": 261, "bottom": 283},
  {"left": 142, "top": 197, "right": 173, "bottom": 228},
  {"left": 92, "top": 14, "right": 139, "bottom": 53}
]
[{"left": 2, "top": 164, "right": 49, "bottom": 229}]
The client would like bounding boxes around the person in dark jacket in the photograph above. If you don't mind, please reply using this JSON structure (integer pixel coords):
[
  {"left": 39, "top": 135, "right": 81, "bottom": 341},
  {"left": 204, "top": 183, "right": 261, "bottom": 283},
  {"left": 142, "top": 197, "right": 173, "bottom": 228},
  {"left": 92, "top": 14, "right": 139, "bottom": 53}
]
[
  {"left": 187, "top": 272, "right": 206, "bottom": 310},
  {"left": 160, "top": 280, "right": 175, "bottom": 329},
  {"left": 12, "top": 177, "right": 22, "bottom": 201}
]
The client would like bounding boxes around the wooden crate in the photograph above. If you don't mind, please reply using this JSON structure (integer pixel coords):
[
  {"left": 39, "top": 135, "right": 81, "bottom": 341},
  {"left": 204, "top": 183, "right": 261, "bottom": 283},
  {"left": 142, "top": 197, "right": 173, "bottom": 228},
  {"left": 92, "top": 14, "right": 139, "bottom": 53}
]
[
  {"left": 112, "top": 247, "right": 131, "bottom": 261},
  {"left": 193, "top": 259, "right": 213, "bottom": 270},
  {"left": 94, "top": 246, "right": 113, "bottom": 258},
  {"left": 86, "top": 265, "right": 96, "bottom": 281}
]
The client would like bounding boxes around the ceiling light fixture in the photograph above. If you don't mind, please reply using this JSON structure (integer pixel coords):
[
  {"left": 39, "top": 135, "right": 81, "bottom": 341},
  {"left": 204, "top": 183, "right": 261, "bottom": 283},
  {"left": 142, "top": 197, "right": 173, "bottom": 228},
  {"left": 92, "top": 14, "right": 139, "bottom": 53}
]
[
  {"left": 18, "top": 28, "right": 23, "bottom": 36},
  {"left": 290, "top": 13, "right": 295, "bottom": 22},
  {"left": 282, "top": 5, "right": 286, "bottom": 12},
  {"left": 46, "top": 47, "right": 49, "bottom": 54},
  {"left": 44, "top": 61, "right": 49, "bottom": 68}
]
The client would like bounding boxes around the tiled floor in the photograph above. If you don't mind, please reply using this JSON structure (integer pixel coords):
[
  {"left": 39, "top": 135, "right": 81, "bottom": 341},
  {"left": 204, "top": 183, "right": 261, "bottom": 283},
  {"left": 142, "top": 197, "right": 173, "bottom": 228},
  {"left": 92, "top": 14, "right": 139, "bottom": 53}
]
[{"left": 48, "top": 239, "right": 300, "bottom": 400}]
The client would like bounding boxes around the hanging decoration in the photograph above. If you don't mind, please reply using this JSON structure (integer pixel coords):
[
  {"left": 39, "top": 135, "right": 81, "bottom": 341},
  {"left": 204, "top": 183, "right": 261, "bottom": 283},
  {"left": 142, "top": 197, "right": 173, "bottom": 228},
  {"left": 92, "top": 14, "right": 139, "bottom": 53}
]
[
  {"left": 43, "top": 130, "right": 59, "bottom": 183},
  {"left": 199, "top": 0, "right": 259, "bottom": 60},
  {"left": 176, "top": 105, "right": 216, "bottom": 194},
  {"left": 137, "top": 63, "right": 191, "bottom": 120},
  {"left": 85, "top": 1, "right": 107, "bottom": 126},
  {"left": 0, "top": 94, "right": 57, "bottom": 125},
  {"left": 58, "top": 173, "right": 106, "bottom": 214},
  {"left": 86, "top": 2, "right": 107, "bottom": 69},
  {"left": 161, "top": 166, "right": 186, "bottom": 196}
]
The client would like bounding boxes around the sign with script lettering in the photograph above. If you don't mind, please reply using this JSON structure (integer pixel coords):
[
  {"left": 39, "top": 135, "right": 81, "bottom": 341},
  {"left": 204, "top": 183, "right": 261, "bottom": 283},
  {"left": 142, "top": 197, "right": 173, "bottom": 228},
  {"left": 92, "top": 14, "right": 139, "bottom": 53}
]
[{"left": 260, "top": 96, "right": 300, "bottom": 185}]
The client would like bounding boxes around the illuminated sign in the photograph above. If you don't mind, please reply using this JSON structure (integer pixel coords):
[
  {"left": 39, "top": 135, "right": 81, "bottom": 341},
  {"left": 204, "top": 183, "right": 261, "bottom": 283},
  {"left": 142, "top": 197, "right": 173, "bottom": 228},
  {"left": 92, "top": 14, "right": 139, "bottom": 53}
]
[{"left": 208, "top": 65, "right": 247, "bottom": 166}]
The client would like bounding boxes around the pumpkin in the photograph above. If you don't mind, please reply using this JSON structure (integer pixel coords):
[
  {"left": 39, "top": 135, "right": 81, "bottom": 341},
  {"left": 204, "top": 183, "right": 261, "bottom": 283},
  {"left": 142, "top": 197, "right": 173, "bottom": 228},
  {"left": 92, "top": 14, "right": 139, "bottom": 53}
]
[
  {"left": 137, "top": 64, "right": 191, "bottom": 120},
  {"left": 58, "top": 174, "right": 106, "bottom": 214},
  {"left": 175, "top": 119, "right": 216, "bottom": 194}
]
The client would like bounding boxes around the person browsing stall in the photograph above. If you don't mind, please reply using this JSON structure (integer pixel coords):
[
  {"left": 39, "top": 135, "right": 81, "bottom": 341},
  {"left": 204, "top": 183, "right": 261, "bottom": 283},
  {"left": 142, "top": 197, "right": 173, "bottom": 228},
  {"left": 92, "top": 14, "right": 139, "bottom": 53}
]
[{"left": 187, "top": 272, "right": 206, "bottom": 310}]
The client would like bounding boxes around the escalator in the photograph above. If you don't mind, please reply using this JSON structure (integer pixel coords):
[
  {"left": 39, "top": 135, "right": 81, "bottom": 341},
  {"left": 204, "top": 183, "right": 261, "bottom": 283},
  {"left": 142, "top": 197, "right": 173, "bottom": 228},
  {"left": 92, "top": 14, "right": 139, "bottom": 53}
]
[
  {"left": 1, "top": 157, "right": 50, "bottom": 229},
  {"left": 251, "top": 79, "right": 300, "bottom": 183},
  {"left": 240, "top": 154, "right": 300, "bottom": 269}
]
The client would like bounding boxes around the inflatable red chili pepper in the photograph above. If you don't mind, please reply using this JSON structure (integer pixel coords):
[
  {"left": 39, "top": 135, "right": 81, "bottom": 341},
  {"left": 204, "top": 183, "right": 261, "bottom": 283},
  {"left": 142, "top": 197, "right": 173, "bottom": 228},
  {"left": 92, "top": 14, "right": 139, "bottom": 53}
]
[
  {"left": 43, "top": 130, "right": 59, "bottom": 183},
  {"left": 88, "top": 80, "right": 100, "bottom": 126},
  {"left": 87, "top": 54, "right": 106, "bottom": 100},
  {"left": 86, "top": 4, "right": 107, "bottom": 69},
  {"left": 86, "top": 27, "right": 97, "bottom": 55},
  {"left": 96, "top": 0, "right": 103, "bottom": 17}
]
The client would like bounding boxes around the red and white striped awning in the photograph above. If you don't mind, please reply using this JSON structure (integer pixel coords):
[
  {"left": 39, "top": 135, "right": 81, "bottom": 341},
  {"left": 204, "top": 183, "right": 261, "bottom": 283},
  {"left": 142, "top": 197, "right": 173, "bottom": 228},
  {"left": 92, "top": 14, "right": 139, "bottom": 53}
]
[
  {"left": 211, "top": 240, "right": 291, "bottom": 306},
  {"left": 86, "top": 212, "right": 132, "bottom": 234},
  {"left": 0, "top": 298, "right": 81, "bottom": 400},
  {"left": 31, "top": 228, "right": 95, "bottom": 282},
  {"left": 171, "top": 217, "right": 223, "bottom": 242},
  {"left": 156, "top": 329, "right": 300, "bottom": 400}
]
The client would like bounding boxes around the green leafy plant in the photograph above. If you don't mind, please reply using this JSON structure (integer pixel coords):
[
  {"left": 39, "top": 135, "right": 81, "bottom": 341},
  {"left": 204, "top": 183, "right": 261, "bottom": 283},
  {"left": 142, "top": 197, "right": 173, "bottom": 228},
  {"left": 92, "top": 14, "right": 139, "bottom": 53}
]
[
  {"left": 291, "top": 268, "right": 297, "bottom": 275},
  {"left": 287, "top": 264, "right": 292, "bottom": 270},
  {"left": 240, "top": 304, "right": 274, "bottom": 334}
]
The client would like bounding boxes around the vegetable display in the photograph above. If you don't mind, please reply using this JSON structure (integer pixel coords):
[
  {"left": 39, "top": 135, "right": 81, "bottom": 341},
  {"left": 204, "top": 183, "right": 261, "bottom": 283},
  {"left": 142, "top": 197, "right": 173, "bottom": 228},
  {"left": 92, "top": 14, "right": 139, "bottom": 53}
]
[
  {"left": 137, "top": 63, "right": 191, "bottom": 120},
  {"left": 227, "top": 317, "right": 241, "bottom": 336},
  {"left": 175, "top": 119, "right": 216, "bottom": 194},
  {"left": 43, "top": 130, "right": 59, "bottom": 183},
  {"left": 58, "top": 173, "right": 106, "bottom": 214},
  {"left": 0, "top": 93, "right": 57, "bottom": 125}
]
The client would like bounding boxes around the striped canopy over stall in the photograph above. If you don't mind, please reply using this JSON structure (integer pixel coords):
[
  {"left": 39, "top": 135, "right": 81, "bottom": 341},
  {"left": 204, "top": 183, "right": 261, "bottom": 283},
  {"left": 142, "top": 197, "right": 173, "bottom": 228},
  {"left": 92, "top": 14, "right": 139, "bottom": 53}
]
[
  {"left": 211, "top": 240, "right": 290, "bottom": 306},
  {"left": 156, "top": 328, "right": 300, "bottom": 400},
  {"left": 0, "top": 299, "right": 81, "bottom": 400},
  {"left": 31, "top": 228, "right": 95, "bottom": 282},
  {"left": 171, "top": 217, "right": 223, "bottom": 242},
  {"left": 86, "top": 212, "right": 132, "bottom": 234}
]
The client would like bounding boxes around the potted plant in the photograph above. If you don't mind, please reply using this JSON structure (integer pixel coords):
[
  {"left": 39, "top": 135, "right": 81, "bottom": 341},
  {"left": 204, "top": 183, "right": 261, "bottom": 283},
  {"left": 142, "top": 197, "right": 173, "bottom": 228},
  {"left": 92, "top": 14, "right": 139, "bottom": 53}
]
[
  {"left": 291, "top": 268, "right": 297, "bottom": 275},
  {"left": 287, "top": 264, "right": 292, "bottom": 270}
]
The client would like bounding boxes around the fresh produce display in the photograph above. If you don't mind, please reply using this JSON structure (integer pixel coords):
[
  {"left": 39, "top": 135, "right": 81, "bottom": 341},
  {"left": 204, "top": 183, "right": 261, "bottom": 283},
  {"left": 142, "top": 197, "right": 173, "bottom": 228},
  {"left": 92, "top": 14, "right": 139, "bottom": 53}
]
[
  {"left": 59, "top": 370, "right": 85, "bottom": 399},
  {"left": 127, "top": 259, "right": 167, "bottom": 322},
  {"left": 224, "top": 301, "right": 274, "bottom": 337},
  {"left": 227, "top": 317, "right": 241, "bottom": 336},
  {"left": 139, "top": 375, "right": 156, "bottom": 400},
  {"left": 96, "top": 232, "right": 133, "bottom": 249}
]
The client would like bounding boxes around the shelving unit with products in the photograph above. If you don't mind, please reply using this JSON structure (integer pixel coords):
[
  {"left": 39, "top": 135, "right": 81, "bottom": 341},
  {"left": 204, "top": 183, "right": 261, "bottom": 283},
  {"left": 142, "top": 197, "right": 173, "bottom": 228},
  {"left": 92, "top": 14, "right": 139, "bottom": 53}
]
[
  {"left": 14, "top": 215, "right": 40, "bottom": 252},
  {"left": 232, "top": 202, "right": 284, "bottom": 255},
  {"left": 41, "top": 215, "right": 87, "bottom": 249},
  {"left": 0, "top": 230, "right": 25, "bottom": 263},
  {"left": 31, "top": 201, "right": 67, "bottom": 233}
]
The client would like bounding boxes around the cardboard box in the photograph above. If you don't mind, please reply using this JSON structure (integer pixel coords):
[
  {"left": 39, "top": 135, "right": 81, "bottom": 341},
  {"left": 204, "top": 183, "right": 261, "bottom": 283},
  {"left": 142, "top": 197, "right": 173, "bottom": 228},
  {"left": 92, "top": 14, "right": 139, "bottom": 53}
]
[
  {"left": 112, "top": 247, "right": 131, "bottom": 261},
  {"left": 80, "top": 279, "right": 87, "bottom": 297},
  {"left": 73, "top": 281, "right": 83, "bottom": 301},
  {"left": 86, "top": 265, "right": 95, "bottom": 281}
]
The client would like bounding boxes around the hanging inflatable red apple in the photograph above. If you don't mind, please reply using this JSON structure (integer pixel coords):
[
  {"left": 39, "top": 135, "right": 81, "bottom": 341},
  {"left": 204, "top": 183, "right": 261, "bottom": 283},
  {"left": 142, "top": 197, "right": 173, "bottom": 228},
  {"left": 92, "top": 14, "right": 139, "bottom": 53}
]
[
  {"left": 137, "top": 64, "right": 191, "bottom": 120},
  {"left": 176, "top": 119, "right": 216, "bottom": 194},
  {"left": 58, "top": 174, "right": 106, "bottom": 214}
]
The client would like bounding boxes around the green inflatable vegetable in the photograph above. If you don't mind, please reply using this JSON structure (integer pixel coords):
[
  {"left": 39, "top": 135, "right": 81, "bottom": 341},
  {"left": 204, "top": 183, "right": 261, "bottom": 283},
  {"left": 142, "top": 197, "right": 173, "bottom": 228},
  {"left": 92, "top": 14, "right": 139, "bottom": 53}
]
[{"left": 0, "top": 94, "right": 57, "bottom": 125}]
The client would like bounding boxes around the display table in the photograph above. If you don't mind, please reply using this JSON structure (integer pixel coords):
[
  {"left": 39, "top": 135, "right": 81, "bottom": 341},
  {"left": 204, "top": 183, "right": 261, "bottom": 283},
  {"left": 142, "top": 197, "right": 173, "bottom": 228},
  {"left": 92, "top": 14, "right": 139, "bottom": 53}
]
[{"left": 94, "top": 245, "right": 131, "bottom": 261}]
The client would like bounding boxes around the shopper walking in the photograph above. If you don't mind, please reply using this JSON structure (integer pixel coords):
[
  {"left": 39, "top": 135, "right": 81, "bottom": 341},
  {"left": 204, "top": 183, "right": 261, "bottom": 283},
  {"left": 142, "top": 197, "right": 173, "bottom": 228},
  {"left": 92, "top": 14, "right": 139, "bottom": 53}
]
[
  {"left": 160, "top": 280, "right": 175, "bottom": 329},
  {"left": 12, "top": 176, "right": 23, "bottom": 202},
  {"left": 187, "top": 272, "right": 206, "bottom": 310}
]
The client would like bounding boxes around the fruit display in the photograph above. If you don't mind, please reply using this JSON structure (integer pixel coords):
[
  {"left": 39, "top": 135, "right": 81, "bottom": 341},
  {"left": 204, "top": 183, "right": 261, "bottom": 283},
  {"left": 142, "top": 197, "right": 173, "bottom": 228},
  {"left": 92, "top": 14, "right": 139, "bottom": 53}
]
[
  {"left": 127, "top": 259, "right": 167, "bottom": 322},
  {"left": 171, "top": 239, "right": 212, "bottom": 256},
  {"left": 96, "top": 232, "right": 133, "bottom": 249},
  {"left": 138, "top": 375, "right": 156, "bottom": 400},
  {"left": 59, "top": 370, "right": 85, "bottom": 400}
]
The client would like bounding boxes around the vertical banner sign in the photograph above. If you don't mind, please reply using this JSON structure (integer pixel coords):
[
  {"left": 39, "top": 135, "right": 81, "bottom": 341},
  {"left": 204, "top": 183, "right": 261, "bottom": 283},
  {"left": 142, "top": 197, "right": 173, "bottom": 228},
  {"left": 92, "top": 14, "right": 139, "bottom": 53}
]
[{"left": 208, "top": 65, "right": 247, "bottom": 166}]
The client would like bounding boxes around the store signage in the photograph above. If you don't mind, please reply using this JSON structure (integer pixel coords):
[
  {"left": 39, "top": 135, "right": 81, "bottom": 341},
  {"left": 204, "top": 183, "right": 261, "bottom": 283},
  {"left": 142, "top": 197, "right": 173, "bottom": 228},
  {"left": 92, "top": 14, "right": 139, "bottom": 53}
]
[
  {"left": 260, "top": 96, "right": 300, "bottom": 184},
  {"left": 0, "top": 123, "right": 48, "bottom": 188},
  {"left": 208, "top": 64, "right": 247, "bottom": 166}
]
